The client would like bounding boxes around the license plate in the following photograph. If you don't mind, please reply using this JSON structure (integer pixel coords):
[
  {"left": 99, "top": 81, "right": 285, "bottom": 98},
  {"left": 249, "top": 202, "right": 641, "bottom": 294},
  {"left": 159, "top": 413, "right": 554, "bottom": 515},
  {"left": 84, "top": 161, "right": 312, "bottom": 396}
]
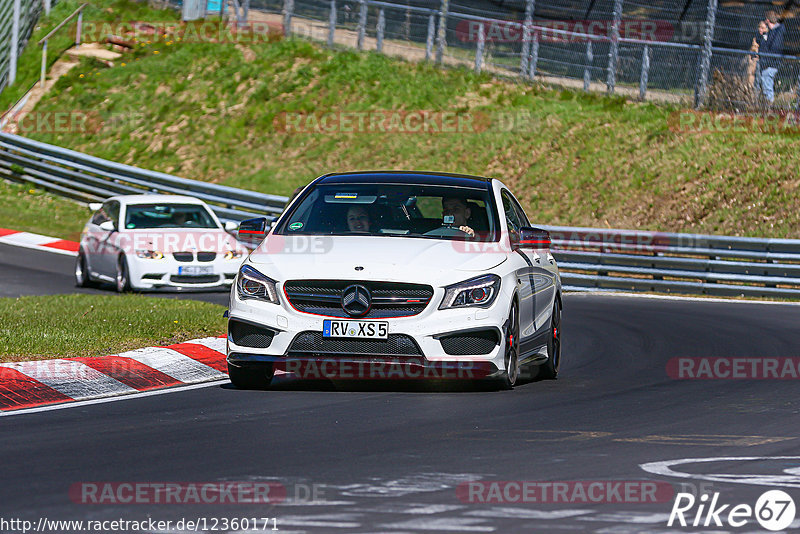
[
  {"left": 323, "top": 320, "right": 388, "bottom": 339},
  {"left": 178, "top": 266, "right": 213, "bottom": 276}
]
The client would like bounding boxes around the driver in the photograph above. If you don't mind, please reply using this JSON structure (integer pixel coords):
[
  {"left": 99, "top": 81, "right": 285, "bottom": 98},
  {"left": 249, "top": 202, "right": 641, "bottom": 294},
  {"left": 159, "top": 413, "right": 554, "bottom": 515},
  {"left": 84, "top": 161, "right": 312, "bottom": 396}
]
[
  {"left": 442, "top": 196, "right": 475, "bottom": 237},
  {"left": 346, "top": 205, "right": 372, "bottom": 233}
]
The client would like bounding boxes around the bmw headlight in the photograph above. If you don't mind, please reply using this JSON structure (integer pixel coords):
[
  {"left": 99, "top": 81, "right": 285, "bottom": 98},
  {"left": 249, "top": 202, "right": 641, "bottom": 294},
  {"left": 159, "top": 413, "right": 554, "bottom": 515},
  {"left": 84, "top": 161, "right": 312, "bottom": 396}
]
[
  {"left": 135, "top": 249, "right": 164, "bottom": 260},
  {"left": 224, "top": 249, "right": 244, "bottom": 260},
  {"left": 439, "top": 274, "right": 501, "bottom": 310},
  {"left": 237, "top": 265, "right": 279, "bottom": 304}
]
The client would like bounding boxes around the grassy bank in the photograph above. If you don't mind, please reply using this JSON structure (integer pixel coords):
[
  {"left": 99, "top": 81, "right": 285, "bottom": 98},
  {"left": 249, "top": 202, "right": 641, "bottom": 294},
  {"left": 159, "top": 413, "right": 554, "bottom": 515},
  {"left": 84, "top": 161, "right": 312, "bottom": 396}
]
[
  {"left": 6, "top": 0, "right": 800, "bottom": 238},
  {"left": 0, "top": 294, "right": 226, "bottom": 362},
  {"left": 0, "top": 180, "right": 89, "bottom": 240}
]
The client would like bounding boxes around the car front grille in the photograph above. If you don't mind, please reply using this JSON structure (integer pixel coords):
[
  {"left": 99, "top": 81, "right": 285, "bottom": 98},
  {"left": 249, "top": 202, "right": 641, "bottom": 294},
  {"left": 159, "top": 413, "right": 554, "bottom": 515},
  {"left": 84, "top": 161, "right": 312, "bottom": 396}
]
[
  {"left": 173, "top": 252, "right": 194, "bottom": 262},
  {"left": 287, "top": 331, "right": 423, "bottom": 357},
  {"left": 284, "top": 280, "right": 433, "bottom": 318},
  {"left": 170, "top": 275, "right": 220, "bottom": 284},
  {"left": 439, "top": 329, "right": 499, "bottom": 355},
  {"left": 197, "top": 252, "right": 216, "bottom": 262}
]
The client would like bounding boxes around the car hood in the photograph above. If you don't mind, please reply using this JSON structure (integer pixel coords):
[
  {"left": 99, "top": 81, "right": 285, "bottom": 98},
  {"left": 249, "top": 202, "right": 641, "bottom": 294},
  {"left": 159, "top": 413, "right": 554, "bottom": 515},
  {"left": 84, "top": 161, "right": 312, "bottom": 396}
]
[{"left": 249, "top": 235, "right": 508, "bottom": 284}]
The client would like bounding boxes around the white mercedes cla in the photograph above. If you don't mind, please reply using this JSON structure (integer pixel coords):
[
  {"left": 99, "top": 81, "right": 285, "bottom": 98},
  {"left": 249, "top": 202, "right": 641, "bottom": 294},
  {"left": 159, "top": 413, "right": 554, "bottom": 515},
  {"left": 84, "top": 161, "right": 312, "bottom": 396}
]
[{"left": 227, "top": 172, "right": 561, "bottom": 388}]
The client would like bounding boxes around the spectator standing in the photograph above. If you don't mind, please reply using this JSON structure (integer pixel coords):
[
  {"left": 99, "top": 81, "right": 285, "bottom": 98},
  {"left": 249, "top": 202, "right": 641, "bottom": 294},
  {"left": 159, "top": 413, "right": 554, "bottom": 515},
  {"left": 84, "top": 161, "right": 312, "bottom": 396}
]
[{"left": 760, "top": 10, "right": 786, "bottom": 103}]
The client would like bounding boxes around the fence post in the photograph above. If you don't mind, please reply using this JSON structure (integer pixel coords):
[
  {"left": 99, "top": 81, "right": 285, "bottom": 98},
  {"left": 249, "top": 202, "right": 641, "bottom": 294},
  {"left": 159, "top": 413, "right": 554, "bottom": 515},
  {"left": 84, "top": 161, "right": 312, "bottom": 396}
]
[
  {"left": 584, "top": 41, "right": 593, "bottom": 91},
  {"left": 519, "top": 0, "right": 535, "bottom": 77},
  {"left": 76, "top": 10, "right": 83, "bottom": 45},
  {"left": 528, "top": 31, "right": 539, "bottom": 80},
  {"left": 606, "top": 0, "right": 622, "bottom": 93},
  {"left": 9, "top": 0, "right": 20, "bottom": 86},
  {"left": 376, "top": 8, "right": 385, "bottom": 52},
  {"left": 356, "top": 0, "right": 367, "bottom": 50},
  {"left": 282, "top": 0, "right": 293, "bottom": 37},
  {"left": 425, "top": 12, "right": 435, "bottom": 60},
  {"left": 40, "top": 40, "right": 47, "bottom": 86},
  {"left": 328, "top": 0, "right": 336, "bottom": 48},
  {"left": 639, "top": 44, "right": 650, "bottom": 100},
  {"left": 474, "top": 22, "right": 484, "bottom": 73},
  {"left": 243, "top": 0, "right": 250, "bottom": 25},
  {"left": 695, "top": 0, "right": 718, "bottom": 108},
  {"left": 435, "top": 0, "right": 448, "bottom": 64},
  {"left": 44, "top": 0, "right": 51, "bottom": 15}
]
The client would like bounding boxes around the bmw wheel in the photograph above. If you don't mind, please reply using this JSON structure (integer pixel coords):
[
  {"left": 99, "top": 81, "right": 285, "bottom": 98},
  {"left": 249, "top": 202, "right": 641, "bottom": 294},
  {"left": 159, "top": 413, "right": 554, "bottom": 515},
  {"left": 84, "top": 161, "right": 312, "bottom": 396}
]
[
  {"left": 75, "top": 250, "right": 90, "bottom": 288},
  {"left": 539, "top": 300, "right": 561, "bottom": 379},
  {"left": 115, "top": 256, "right": 130, "bottom": 293},
  {"left": 228, "top": 363, "right": 274, "bottom": 389}
]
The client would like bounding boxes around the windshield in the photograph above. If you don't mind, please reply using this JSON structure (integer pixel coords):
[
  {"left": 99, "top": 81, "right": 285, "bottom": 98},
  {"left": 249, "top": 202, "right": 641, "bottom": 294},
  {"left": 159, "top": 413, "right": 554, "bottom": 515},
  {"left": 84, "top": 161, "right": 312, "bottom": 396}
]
[
  {"left": 277, "top": 183, "right": 499, "bottom": 240},
  {"left": 124, "top": 203, "right": 219, "bottom": 229}
]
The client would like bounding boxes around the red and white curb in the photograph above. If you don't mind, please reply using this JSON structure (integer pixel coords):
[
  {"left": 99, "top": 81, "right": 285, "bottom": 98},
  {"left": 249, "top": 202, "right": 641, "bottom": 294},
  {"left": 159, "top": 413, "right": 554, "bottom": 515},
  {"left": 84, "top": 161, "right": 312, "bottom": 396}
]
[
  {"left": 0, "top": 228, "right": 79, "bottom": 256},
  {"left": 0, "top": 336, "right": 228, "bottom": 412}
]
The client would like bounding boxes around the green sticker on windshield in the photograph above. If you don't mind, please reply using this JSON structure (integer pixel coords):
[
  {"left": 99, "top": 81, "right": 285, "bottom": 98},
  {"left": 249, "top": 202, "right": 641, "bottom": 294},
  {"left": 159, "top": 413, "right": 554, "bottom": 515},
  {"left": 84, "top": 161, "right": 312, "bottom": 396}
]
[{"left": 289, "top": 222, "right": 304, "bottom": 230}]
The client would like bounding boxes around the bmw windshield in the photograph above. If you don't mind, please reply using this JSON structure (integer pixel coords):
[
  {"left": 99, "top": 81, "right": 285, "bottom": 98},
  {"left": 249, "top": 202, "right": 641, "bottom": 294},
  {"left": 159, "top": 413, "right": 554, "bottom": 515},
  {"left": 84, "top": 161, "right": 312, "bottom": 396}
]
[{"left": 276, "top": 183, "right": 500, "bottom": 241}]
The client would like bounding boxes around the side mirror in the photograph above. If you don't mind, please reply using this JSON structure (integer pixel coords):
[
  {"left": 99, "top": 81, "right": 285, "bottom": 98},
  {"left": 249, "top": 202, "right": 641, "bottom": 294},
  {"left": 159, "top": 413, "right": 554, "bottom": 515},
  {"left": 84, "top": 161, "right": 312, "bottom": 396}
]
[
  {"left": 517, "top": 227, "right": 550, "bottom": 250},
  {"left": 237, "top": 217, "right": 269, "bottom": 248},
  {"left": 99, "top": 220, "right": 116, "bottom": 232},
  {"left": 223, "top": 220, "right": 238, "bottom": 233}
]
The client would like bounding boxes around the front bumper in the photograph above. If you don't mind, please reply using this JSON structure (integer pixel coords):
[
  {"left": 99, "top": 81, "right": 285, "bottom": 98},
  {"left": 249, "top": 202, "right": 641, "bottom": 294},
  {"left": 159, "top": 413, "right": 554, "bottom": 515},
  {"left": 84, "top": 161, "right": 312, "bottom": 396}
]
[{"left": 127, "top": 255, "right": 242, "bottom": 290}]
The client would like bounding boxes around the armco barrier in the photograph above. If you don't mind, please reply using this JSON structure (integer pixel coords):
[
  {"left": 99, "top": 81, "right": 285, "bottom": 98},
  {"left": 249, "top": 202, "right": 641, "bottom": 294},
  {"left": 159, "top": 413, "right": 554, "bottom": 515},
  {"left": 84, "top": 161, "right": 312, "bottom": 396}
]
[
  {"left": 1, "top": 132, "right": 799, "bottom": 299},
  {"left": 0, "top": 132, "right": 288, "bottom": 221}
]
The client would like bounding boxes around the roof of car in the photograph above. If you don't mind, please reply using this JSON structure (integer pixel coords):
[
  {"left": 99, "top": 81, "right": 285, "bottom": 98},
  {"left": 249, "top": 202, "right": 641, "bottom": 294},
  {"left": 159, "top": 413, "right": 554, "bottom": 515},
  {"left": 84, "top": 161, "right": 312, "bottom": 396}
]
[
  {"left": 108, "top": 194, "right": 208, "bottom": 205},
  {"left": 315, "top": 171, "right": 493, "bottom": 189}
]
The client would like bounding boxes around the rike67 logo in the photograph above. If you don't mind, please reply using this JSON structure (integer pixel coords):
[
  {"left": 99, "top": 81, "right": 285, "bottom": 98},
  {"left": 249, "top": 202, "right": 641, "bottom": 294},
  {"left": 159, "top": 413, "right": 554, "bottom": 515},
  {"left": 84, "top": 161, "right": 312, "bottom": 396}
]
[{"left": 668, "top": 490, "right": 796, "bottom": 531}]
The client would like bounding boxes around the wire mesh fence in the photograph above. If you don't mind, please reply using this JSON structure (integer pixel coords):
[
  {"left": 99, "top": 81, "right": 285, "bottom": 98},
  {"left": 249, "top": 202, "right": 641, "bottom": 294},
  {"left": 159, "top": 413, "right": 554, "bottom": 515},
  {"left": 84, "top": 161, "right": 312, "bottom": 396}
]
[{"left": 0, "top": 0, "right": 47, "bottom": 94}]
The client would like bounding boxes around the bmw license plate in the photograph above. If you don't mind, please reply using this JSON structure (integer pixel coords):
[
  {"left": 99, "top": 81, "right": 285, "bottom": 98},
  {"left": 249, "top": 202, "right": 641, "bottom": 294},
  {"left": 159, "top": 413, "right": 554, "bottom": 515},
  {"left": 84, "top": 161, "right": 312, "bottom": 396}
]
[
  {"left": 323, "top": 320, "right": 388, "bottom": 339},
  {"left": 178, "top": 266, "right": 213, "bottom": 275}
]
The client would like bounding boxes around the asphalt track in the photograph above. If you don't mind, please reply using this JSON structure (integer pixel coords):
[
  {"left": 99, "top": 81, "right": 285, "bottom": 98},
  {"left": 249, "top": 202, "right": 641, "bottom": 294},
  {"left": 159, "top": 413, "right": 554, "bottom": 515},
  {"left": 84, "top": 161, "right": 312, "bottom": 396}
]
[{"left": 2, "top": 243, "right": 800, "bottom": 533}]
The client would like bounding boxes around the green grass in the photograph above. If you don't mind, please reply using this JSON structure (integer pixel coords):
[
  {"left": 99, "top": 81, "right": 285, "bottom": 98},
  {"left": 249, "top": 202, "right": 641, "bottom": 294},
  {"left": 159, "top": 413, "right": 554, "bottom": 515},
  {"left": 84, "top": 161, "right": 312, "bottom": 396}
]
[
  {"left": 0, "top": 294, "right": 226, "bottom": 361},
  {"left": 7, "top": 0, "right": 800, "bottom": 238},
  {"left": 0, "top": 0, "right": 181, "bottom": 111},
  {"left": 0, "top": 180, "right": 91, "bottom": 240}
]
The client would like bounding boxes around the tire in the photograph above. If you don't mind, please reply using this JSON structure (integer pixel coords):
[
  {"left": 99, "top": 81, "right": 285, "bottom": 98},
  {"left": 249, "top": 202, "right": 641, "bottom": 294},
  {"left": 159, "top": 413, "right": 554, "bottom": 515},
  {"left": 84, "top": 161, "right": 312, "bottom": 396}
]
[
  {"left": 538, "top": 300, "right": 561, "bottom": 380},
  {"left": 115, "top": 256, "right": 130, "bottom": 293},
  {"left": 500, "top": 301, "right": 520, "bottom": 389},
  {"left": 75, "top": 250, "right": 91, "bottom": 288},
  {"left": 228, "top": 363, "right": 274, "bottom": 389}
]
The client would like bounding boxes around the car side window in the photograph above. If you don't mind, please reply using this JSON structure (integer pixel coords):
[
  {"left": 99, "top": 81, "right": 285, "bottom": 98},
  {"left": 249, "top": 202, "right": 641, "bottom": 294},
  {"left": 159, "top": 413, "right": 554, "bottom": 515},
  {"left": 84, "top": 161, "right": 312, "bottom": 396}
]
[
  {"left": 501, "top": 190, "right": 522, "bottom": 242},
  {"left": 509, "top": 194, "right": 531, "bottom": 228},
  {"left": 91, "top": 206, "right": 110, "bottom": 226},
  {"left": 107, "top": 201, "right": 120, "bottom": 227}
]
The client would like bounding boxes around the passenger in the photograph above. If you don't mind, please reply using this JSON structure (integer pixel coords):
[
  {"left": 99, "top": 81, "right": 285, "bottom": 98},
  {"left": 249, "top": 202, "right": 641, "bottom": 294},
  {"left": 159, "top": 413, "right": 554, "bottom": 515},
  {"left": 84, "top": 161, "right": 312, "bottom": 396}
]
[
  {"left": 441, "top": 196, "right": 475, "bottom": 237},
  {"left": 346, "top": 205, "right": 372, "bottom": 233}
]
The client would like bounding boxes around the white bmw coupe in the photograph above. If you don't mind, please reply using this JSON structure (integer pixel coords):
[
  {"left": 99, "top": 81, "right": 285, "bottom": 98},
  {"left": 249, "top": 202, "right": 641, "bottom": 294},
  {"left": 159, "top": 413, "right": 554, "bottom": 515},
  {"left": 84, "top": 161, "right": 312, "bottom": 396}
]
[
  {"left": 75, "top": 195, "right": 248, "bottom": 291},
  {"left": 227, "top": 172, "right": 561, "bottom": 388}
]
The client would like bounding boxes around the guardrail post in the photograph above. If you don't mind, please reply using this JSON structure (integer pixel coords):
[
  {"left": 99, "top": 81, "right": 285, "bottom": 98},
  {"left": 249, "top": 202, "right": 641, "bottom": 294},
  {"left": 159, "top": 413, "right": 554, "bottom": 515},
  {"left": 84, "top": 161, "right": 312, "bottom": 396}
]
[
  {"left": 694, "top": 0, "right": 717, "bottom": 108},
  {"left": 425, "top": 12, "right": 435, "bottom": 60},
  {"left": 474, "top": 22, "right": 485, "bottom": 73},
  {"left": 44, "top": 0, "right": 51, "bottom": 15},
  {"left": 584, "top": 41, "right": 593, "bottom": 91},
  {"left": 9, "top": 0, "right": 20, "bottom": 85},
  {"left": 606, "top": 0, "right": 622, "bottom": 94},
  {"left": 282, "top": 0, "right": 294, "bottom": 37},
  {"left": 376, "top": 8, "right": 385, "bottom": 52},
  {"left": 435, "top": 0, "right": 448, "bottom": 65},
  {"left": 356, "top": 0, "right": 367, "bottom": 50},
  {"left": 639, "top": 44, "right": 650, "bottom": 100},
  {"left": 527, "top": 31, "right": 539, "bottom": 80},
  {"left": 519, "top": 0, "right": 535, "bottom": 77},
  {"left": 327, "top": 0, "right": 336, "bottom": 47}
]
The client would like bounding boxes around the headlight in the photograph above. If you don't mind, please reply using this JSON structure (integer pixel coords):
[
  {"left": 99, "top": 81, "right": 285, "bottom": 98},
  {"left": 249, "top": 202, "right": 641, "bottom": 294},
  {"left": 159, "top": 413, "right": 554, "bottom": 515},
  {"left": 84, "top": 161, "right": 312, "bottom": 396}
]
[
  {"left": 135, "top": 250, "right": 164, "bottom": 260},
  {"left": 224, "top": 249, "right": 244, "bottom": 260},
  {"left": 439, "top": 274, "right": 501, "bottom": 310},
  {"left": 237, "top": 265, "right": 279, "bottom": 304}
]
